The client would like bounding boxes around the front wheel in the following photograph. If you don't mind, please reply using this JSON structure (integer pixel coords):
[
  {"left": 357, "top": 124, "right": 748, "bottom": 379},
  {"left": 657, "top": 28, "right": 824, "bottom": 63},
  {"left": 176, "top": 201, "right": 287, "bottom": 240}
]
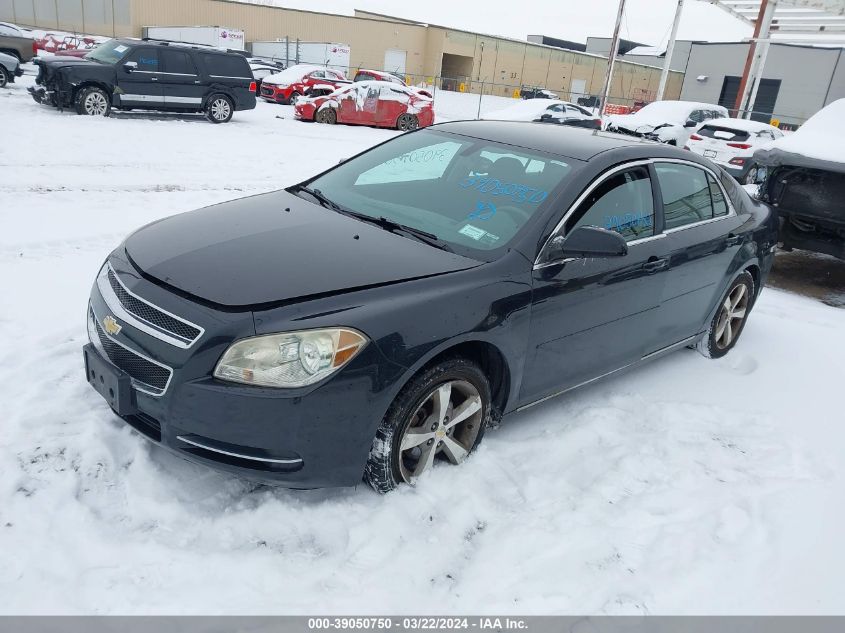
[
  {"left": 0, "top": 67, "right": 9, "bottom": 89},
  {"left": 396, "top": 113, "right": 419, "bottom": 131},
  {"left": 75, "top": 87, "right": 111, "bottom": 116},
  {"left": 315, "top": 107, "right": 336, "bottom": 124},
  {"left": 288, "top": 91, "right": 302, "bottom": 105},
  {"left": 364, "top": 358, "right": 491, "bottom": 494},
  {"left": 696, "top": 271, "right": 754, "bottom": 359}
]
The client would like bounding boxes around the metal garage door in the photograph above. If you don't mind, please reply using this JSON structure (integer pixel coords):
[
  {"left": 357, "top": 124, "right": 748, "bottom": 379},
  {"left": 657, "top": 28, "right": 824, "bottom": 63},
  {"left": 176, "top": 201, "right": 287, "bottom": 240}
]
[{"left": 718, "top": 75, "right": 782, "bottom": 122}]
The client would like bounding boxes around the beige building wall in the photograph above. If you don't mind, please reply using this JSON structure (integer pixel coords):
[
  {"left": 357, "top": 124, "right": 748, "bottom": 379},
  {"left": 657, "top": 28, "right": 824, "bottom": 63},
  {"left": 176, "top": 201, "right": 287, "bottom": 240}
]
[{"left": 0, "top": 0, "right": 683, "bottom": 101}]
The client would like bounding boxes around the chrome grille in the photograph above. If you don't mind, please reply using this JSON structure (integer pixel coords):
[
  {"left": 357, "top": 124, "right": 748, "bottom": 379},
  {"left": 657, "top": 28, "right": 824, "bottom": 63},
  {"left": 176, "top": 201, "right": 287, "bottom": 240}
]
[
  {"left": 107, "top": 269, "right": 200, "bottom": 341},
  {"left": 97, "top": 264, "right": 204, "bottom": 349},
  {"left": 89, "top": 308, "right": 172, "bottom": 396}
]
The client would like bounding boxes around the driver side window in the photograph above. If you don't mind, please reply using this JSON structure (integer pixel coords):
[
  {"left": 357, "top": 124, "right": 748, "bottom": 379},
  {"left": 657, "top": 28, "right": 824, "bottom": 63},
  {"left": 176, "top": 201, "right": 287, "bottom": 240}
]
[{"left": 566, "top": 166, "right": 655, "bottom": 242}]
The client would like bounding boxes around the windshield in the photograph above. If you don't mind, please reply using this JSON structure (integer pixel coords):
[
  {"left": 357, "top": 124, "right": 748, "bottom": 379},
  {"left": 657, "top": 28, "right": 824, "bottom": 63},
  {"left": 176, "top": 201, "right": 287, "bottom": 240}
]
[
  {"left": 300, "top": 129, "right": 581, "bottom": 256},
  {"left": 85, "top": 39, "right": 125, "bottom": 65}
]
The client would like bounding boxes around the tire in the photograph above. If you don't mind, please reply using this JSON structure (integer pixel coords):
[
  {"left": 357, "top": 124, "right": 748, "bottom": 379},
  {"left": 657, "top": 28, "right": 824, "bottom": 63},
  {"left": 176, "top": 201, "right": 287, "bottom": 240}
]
[
  {"left": 396, "top": 113, "right": 419, "bottom": 131},
  {"left": 0, "top": 67, "right": 8, "bottom": 89},
  {"left": 315, "top": 107, "right": 336, "bottom": 124},
  {"left": 364, "top": 357, "right": 491, "bottom": 494},
  {"left": 288, "top": 91, "right": 302, "bottom": 105},
  {"left": 205, "top": 94, "right": 234, "bottom": 124},
  {"left": 696, "top": 271, "right": 755, "bottom": 359},
  {"left": 75, "top": 86, "right": 111, "bottom": 116}
]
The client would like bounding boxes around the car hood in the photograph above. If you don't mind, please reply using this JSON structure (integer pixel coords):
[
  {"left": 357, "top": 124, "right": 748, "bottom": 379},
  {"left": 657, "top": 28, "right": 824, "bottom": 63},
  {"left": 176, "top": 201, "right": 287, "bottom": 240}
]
[
  {"left": 38, "top": 56, "right": 101, "bottom": 69},
  {"left": 124, "top": 190, "right": 482, "bottom": 308}
]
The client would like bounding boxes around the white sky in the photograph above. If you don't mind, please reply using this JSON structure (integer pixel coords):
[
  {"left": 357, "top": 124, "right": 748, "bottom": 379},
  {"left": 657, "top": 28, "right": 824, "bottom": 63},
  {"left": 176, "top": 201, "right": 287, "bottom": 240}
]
[{"left": 239, "top": 0, "right": 754, "bottom": 47}]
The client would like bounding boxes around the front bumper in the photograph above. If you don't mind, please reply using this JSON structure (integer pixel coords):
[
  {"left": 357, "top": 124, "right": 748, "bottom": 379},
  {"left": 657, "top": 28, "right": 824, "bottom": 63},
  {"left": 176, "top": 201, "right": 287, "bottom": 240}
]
[{"left": 84, "top": 255, "right": 404, "bottom": 488}]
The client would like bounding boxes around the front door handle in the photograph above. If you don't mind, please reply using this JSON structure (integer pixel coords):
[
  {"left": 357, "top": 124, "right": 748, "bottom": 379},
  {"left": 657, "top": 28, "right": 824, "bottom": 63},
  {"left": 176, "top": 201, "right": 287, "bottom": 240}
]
[
  {"left": 643, "top": 257, "right": 669, "bottom": 273},
  {"left": 150, "top": 76, "right": 158, "bottom": 81},
  {"left": 726, "top": 233, "right": 743, "bottom": 247}
]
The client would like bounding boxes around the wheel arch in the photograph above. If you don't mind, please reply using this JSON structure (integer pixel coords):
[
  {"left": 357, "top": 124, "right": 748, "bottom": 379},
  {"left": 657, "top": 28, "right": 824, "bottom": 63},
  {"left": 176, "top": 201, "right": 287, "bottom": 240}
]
[
  {"left": 74, "top": 81, "right": 112, "bottom": 100},
  {"left": 396, "top": 338, "right": 512, "bottom": 421}
]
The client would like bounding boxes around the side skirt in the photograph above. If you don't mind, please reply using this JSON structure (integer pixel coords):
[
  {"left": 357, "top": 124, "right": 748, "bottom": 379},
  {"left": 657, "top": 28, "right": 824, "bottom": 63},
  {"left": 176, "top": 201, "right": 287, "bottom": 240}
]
[{"left": 515, "top": 334, "right": 701, "bottom": 413}]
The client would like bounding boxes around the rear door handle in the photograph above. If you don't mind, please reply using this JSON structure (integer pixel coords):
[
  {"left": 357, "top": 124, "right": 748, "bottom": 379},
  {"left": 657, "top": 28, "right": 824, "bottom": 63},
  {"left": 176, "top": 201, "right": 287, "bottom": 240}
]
[
  {"left": 150, "top": 76, "right": 158, "bottom": 81},
  {"left": 643, "top": 257, "right": 669, "bottom": 273},
  {"left": 726, "top": 233, "right": 743, "bottom": 246}
]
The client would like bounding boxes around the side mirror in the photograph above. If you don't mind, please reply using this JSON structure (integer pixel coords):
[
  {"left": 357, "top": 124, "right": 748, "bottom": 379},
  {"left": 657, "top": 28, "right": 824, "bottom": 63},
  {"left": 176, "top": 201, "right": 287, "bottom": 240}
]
[
  {"left": 123, "top": 61, "right": 137, "bottom": 73},
  {"left": 684, "top": 119, "right": 697, "bottom": 128},
  {"left": 545, "top": 226, "right": 628, "bottom": 262}
]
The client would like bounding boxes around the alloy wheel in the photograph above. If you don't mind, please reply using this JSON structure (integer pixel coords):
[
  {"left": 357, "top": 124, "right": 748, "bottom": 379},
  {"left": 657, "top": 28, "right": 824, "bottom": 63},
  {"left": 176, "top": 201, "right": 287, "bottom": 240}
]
[
  {"left": 397, "top": 380, "right": 483, "bottom": 483},
  {"left": 397, "top": 114, "right": 418, "bottom": 131},
  {"left": 211, "top": 98, "right": 231, "bottom": 121},
  {"left": 714, "top": 283, "right": 749, "bottom": 349},
  {"left": 0, "top": 70, "right": 7, "bottom": 89},
  {"left": 84, "top": 91, "right": 108, "bottom": 116}
]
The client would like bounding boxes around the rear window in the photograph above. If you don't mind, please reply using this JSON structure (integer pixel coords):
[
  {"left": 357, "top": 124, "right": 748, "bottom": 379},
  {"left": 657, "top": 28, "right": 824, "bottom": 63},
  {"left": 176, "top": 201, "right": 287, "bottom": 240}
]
[
  {"left": 698, "top": 125, "right": 750, "bottom": 142},
  {"left": 201, "top": 53, "right": 250, "bottom": 78}
]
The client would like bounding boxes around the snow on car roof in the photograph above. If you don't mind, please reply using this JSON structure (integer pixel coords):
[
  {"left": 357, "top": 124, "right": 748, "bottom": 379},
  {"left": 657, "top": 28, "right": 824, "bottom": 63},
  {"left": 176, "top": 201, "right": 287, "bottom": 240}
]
[
  {"left": 700, "top": 118, "right": 778, "bottom": 133},
  {"left": 615, "top": 101, "right": 727, "bottom": 126},
  {"left": 482, "top": 98, "right": 577, "bottom": 121},
  {"left": 757, "top": 98, "right": 844, "bottom": 165},
  {"left": 261, "top": 64, "right": 327, "bottom": 85}
]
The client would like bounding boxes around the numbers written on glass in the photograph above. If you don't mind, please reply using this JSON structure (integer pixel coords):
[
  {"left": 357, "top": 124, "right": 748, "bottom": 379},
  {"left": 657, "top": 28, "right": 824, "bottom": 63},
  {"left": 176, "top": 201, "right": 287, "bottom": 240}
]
[{"left": 458, "top": 175, "right": 549, "bottom": 204}]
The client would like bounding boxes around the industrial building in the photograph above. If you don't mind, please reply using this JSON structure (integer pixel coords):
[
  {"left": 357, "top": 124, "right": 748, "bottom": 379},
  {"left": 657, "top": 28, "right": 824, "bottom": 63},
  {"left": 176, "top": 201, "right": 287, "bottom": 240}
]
[
  {"left": 580, "top": 35, "right": 844, "bottom": 126},
  {"left": 0, "top": 0, "right": 683, "bottom": 103}
]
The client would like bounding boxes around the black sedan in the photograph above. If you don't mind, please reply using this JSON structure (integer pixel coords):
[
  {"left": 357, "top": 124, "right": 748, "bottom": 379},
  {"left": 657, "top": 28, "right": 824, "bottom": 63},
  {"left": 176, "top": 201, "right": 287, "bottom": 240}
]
[{"left": 84, "top": 122, "right": 778, "bottom": 492}]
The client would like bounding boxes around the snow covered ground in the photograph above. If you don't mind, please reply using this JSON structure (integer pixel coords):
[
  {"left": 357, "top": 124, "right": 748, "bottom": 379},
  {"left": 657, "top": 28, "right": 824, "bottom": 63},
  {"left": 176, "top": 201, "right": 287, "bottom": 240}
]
[{"left": 2, "top": 72, "right": 845, "bottom": 615}]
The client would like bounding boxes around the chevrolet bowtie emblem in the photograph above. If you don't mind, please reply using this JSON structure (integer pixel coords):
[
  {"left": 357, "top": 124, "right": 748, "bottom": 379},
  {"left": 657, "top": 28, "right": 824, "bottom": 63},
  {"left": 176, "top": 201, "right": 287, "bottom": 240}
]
[{"left": 102, "top": 315, "right": 122, "bottom": 336}]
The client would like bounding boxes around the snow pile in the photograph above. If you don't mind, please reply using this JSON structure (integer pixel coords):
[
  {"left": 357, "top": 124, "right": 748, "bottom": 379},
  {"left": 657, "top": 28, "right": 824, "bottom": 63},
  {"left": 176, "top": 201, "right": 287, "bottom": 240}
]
[
  {"left": 1, "top": 74, "right": 845, "bottom": 615},
  {"left": 755, "top": 98, "right": 845, "bottom": 166}
]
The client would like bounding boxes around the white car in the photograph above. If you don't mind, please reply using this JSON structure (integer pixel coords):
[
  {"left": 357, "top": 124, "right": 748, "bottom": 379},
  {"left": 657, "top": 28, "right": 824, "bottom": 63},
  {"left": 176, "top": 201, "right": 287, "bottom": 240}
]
[
  {"left": 605, "top": 101, "right": 729, "bottom": 146},
  {"left": 483, "top": 98, "right": 601, "bottom": 129},
  {"left": 685, "top": 117, "right": 783, "bottom": 183}
]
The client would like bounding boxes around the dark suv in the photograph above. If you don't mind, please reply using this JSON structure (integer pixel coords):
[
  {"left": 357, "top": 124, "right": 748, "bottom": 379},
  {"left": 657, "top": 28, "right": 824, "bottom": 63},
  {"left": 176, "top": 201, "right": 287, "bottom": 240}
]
[{"left": 29, "top": 39, "right": 256, "bottom": 123}]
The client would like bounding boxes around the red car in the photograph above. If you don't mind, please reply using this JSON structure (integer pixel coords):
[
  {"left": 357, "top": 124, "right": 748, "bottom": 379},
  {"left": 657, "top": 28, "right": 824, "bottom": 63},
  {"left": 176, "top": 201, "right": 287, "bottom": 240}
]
[
  {"left": 259, "top": 63, "right": 349, "bottom": 105},
  {"left": 353, "top": 69, "right": 406, "bottom": 85},
  {"left": 294, "top": 81, "right": 434, "bottom": 131}
]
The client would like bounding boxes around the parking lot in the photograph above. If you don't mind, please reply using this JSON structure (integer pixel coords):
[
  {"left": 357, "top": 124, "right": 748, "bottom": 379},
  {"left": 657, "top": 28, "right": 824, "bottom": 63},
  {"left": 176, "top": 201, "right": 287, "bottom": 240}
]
[{"left": 2, "top": 69, "right": 845, "bottom": 615}]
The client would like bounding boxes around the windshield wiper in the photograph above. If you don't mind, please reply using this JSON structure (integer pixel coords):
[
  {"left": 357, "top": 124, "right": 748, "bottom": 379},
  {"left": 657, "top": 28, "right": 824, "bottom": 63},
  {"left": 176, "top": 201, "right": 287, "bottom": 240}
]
[
  {"left": 289, "top": 184, "right": 453, "bottom": 252},
  {"left": 289, "top": 184, "right": 345, "bottom": 213},
  {"left": 362, "top": 215, "right": 454, "bottom": 252}
]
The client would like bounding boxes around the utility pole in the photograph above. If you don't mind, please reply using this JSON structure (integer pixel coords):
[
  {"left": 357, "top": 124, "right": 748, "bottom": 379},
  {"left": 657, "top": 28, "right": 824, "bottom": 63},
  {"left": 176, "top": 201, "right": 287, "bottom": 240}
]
[
  {"left": 656, "top": 0, "right": 684, "bottom": 101},
  {"left": 734, "top": 0, "right": 777, "bottom": 118},
  {"left": 599, "top": 0, "right": 627, "bottom": 114}
]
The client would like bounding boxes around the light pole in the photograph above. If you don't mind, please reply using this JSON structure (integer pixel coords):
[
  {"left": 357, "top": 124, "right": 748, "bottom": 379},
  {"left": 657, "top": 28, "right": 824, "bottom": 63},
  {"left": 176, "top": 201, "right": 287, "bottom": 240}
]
[
  {"left": 657, "top": 0, "right": 685, "bottom": 101},
  {"left": 599, "top": 0, "right": 628, "bottom": 114}
]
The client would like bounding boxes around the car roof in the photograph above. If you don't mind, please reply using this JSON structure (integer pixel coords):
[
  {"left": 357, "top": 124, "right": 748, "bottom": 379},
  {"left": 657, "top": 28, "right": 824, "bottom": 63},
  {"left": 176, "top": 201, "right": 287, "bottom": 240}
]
[
  {"left": 431, "top": 120, "right": 678, "bottom": 160},
  {"left": 119, "top": 38, "right": 244, "bottom": 56}
]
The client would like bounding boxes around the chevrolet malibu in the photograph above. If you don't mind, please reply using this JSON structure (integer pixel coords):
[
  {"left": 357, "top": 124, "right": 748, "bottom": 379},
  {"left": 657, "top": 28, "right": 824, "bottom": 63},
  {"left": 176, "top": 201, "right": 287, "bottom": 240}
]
[{"left": 84, "top": 121, "right": 777, "bottom": 492}]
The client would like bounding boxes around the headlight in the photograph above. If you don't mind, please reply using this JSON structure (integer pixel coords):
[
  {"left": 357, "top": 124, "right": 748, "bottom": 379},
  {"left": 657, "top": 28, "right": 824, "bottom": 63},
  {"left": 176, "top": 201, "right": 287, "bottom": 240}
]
[{"left": 213, "top": 328, "right": 368, "bottom": 388}]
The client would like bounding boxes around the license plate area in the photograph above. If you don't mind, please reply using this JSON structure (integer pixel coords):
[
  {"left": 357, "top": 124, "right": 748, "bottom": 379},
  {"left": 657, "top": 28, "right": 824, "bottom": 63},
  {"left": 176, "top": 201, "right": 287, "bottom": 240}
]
[
  {"left": 83, "top": 344, "right": 137, "bottom": 416},
  {"left": 703, "top": 149, "right": 717, "bottom": 158}
]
